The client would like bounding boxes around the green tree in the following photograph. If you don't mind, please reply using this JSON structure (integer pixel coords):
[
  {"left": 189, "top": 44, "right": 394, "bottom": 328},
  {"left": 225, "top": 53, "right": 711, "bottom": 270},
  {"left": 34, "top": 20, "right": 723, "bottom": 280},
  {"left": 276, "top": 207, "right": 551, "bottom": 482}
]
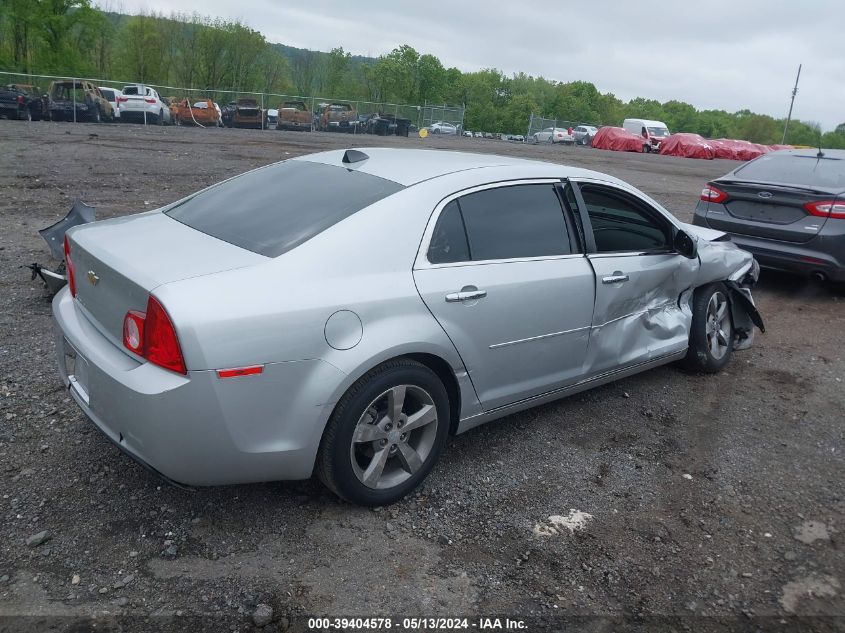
[
  {"left": 324, "top": 47, "right": 350, "bottom": 96},
  {"left": 116, "top": 14, "right": 164, "bottom": 83}
]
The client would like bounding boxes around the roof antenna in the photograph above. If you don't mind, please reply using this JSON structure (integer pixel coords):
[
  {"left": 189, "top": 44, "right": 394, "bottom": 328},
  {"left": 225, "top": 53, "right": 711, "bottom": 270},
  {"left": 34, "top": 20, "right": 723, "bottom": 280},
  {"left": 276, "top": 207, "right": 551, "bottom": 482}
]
[
  {"left": 817, "top": 129, "right": 825, "bottom": 159},
  {"left": 342, "top": 149, "right": 369, "bottom": 164}
]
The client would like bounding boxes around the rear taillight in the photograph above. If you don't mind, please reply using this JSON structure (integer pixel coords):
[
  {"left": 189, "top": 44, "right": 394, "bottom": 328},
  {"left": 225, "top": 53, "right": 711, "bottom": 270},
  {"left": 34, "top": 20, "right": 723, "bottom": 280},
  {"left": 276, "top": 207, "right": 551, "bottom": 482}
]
[
  {"left": 123, "top": 310, "right": 145, "bottom": 353},
  {"left": 17, "top": 95, "right": 24, "bottom": 105},
  {"left": 122, "top": 296, "right": 186, "bottom": 374},
  {"left": 144, "top": 98, "right": 156, "bottom": 104},
  {"left": 700, "top": 185, "right": 728, "bottom": 203},
  {"left": 804, "top": 200, "right": 845, "bottom": 219},
  {"left": 63, "top": 235, "right": 76, "bottom": 297}
]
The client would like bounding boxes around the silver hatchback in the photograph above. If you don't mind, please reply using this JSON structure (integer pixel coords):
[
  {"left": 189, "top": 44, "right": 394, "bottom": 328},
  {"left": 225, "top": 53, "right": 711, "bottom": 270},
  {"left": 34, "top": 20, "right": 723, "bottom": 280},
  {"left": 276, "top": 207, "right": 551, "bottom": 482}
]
[{"left": 53, "top": 149, "right": 763, "bottom": 505}]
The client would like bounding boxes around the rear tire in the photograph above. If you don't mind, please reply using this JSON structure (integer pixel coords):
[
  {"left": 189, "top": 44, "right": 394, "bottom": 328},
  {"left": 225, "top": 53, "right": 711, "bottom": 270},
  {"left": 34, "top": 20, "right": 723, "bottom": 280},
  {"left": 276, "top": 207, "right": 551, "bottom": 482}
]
[
  {"left": 682, "top": 283, "right": 733, "bottom": 373},
  {"left": 316, "top": 359, "right": 450, "bottom": 506}
]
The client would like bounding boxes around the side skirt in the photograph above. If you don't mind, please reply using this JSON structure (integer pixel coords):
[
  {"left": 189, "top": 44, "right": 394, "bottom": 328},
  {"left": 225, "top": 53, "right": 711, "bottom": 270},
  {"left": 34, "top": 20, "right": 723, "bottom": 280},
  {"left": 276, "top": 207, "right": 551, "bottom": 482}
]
[{"left": 455, "top": 349, "right": 687, "bottom": 434}]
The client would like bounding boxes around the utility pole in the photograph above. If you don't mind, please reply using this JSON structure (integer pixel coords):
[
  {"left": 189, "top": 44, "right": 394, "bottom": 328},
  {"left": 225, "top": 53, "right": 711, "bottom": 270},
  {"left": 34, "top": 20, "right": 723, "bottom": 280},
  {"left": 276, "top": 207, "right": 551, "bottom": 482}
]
[{"left": 782, "top": 63, "right": 801, "bottom": 144}]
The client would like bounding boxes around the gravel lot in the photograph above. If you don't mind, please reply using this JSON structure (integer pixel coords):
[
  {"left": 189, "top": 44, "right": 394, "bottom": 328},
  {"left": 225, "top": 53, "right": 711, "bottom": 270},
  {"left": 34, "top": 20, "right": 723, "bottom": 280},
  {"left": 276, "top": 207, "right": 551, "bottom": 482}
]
[{"left": 0, "top": 121, "right": 843, "bottom": 632}]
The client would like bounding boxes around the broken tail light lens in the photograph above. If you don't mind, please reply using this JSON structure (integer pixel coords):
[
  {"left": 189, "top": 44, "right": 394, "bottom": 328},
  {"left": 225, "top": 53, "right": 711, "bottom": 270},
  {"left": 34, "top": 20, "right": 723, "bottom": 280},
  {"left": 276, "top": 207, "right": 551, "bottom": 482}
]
[
  {"left": 804, "top": 200, "right": 845, "bottom": 219},
  {"left": 63, "top": 235, "right": 76, "bottom": 297},
  {"left": 122, "top": 296, "right": 186, "bottom": 375},
  {"left": 700, "top": 185, "right": 728, "bottom": 204}
]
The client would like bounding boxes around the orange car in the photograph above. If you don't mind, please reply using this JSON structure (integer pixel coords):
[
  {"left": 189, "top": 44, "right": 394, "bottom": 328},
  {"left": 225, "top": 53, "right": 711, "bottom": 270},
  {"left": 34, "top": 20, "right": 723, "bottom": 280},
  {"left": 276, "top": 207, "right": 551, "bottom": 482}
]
[
  {"left": 319, "top": 102, "right": 358, "bottom": 132},
  {"left": 172, "top": 98, "right": 221, "bottom": 127},
  {"left": 277, "top": 100, "right": 312, "bottom": 131}
]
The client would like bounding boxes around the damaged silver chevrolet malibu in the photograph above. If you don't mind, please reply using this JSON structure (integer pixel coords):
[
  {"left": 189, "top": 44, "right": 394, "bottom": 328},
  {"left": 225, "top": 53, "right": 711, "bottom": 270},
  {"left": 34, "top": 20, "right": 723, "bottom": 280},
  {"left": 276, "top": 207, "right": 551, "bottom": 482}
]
[{"left": 52, "top": 148, "right": 764, "bottom": 505}]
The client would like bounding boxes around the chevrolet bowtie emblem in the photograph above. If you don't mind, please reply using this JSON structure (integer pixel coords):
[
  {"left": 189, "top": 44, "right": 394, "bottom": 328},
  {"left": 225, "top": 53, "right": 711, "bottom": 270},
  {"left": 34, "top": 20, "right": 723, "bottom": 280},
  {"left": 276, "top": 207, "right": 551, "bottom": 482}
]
[{"left": 87, "top": 270, "right": 99, "bottom": 285}]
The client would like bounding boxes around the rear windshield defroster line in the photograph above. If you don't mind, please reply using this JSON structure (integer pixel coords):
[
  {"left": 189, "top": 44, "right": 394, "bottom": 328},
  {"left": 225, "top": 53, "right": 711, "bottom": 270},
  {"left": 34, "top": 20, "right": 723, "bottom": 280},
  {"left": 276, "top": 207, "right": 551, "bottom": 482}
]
[{"left": 166, "top": 160, "right": 404, "bottom": 257}]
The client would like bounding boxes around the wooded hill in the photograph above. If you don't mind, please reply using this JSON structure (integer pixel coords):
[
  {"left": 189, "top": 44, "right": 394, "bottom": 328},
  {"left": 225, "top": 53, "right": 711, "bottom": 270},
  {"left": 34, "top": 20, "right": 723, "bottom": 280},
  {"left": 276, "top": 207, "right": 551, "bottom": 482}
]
[{"left": 1, "top": 2, "right": 843, "bottom": 146}]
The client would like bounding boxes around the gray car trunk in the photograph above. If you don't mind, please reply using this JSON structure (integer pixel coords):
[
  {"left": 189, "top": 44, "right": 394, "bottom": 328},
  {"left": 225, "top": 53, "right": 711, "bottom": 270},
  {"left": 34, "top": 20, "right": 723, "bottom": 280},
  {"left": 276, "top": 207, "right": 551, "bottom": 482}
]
[
  {"left": 68, "top": 212, "right": 266, "bottom": 347},
  {"left": 704, "top": 181, "right": 832, "bottom": 243}
]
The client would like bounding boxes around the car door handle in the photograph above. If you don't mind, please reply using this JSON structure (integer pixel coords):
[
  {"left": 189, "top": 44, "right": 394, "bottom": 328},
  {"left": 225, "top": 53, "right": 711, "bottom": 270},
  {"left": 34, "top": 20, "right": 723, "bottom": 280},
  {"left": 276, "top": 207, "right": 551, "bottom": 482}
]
[
  {"left": 445, "top": 289, "right": 487, "bottom": 302},
  {"left": 602, "top": 274, "right": 629, "bottom": 284}
]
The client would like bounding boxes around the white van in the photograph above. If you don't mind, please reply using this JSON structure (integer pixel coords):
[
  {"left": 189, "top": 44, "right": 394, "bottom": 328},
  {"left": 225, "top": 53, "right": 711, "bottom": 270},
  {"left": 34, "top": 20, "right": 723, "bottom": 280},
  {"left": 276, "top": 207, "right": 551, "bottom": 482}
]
[{"left": 622, "top": 118, "right": 670, "bottom": 151}]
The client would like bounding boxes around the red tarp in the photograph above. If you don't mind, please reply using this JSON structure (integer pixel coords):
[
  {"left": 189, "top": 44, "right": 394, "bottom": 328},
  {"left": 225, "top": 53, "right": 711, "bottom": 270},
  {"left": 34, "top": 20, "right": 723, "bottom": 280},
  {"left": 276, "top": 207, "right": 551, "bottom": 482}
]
[
  {"left": 658, "top": 133, "right": 715, "bottom": 159},
  {"left": 591, "top": 126, "right": 646, "bottom": 153},
  {"left": 712, "top": 139, "right": 770, "bottom": 161}
]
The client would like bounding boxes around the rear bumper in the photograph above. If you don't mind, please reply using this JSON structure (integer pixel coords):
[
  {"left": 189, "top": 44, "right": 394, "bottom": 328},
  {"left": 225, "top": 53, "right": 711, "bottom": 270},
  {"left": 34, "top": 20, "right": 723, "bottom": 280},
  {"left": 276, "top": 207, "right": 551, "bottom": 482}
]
[
  {"left": 693, "top": 213, "right": 845, "bottom": 282},
  {"left": 52, "top": 287, "right": 345, "bottom": 486},
  {"left": 119, "top": 103, "right": 166, "bottom": 121}
]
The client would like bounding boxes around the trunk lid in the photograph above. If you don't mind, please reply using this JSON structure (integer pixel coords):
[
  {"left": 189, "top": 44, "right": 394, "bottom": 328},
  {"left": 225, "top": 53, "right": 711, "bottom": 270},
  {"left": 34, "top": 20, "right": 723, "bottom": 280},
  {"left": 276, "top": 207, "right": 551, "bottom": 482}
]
[
  {"left": 68, "top": 211, "right": 266, "bottom": 345},
  {"left": 119, "top": 94, "right": 150, "bottom": 112},
  {"left": 704, "top": 180, "right": 833, "bottom": 243}
]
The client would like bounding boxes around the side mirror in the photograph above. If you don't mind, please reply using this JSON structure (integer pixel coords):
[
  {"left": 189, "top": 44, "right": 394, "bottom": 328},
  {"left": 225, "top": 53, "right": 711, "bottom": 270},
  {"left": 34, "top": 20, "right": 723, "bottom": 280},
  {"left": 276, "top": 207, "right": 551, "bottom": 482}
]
[{"left": 674, "top": 229, "right": 699, "bottom": 259}]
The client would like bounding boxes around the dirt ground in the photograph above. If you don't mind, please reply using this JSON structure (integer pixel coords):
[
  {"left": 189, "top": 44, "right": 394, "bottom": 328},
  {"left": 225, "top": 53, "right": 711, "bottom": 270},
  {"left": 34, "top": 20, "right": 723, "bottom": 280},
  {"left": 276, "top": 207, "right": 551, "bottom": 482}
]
[{"left": 0, "top": 121, "right": 842, "bottom": 633}]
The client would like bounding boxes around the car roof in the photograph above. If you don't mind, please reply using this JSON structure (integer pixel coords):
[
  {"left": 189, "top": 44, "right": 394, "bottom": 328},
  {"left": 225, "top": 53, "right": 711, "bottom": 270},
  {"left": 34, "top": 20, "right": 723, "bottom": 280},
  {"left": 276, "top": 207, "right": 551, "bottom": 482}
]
[
  {"left": 295, "top": 148, "right": 622, "bottom": 187},
  {"left": 770, "top": 148, "right": 845, "bottom": 159},
  {"left": 624, "top": 118, "right": 667, "bottom": 127}
]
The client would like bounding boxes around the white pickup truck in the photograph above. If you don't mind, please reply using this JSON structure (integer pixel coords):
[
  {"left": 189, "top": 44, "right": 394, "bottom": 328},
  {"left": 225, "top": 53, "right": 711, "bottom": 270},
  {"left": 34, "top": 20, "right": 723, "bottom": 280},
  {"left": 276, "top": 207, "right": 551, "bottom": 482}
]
[{"left": 117, "top": 84, "right": 171, "bottom": 125}]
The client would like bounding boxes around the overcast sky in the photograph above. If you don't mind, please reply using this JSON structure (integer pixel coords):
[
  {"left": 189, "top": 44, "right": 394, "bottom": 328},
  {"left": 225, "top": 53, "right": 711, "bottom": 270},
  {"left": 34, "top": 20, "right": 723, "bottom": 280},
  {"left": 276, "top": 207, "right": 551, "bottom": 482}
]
[{"left": 97, "top": 0, "right": 845, "bottom": 130}]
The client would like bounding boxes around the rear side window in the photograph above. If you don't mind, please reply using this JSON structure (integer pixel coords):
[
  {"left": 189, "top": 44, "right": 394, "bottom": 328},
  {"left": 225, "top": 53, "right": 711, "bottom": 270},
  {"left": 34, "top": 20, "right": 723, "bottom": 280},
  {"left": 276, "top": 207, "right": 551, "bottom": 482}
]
[
  {"left": 580, "top": 185, "right": 671, "bottom": 252},
  {"left": 428, "top": 184, "right": 572, "bottom": 263},
  {"left": 734, "top": 154, "right": 845, "bottom": 190},
  {"left": 428, "top": 201, "right": 470, "bottom": 264},
  {"left": 100, "top": 89, "right": 115, "bottom": 101},
  {"left": 167, "top": 161, "right": 403, "bottom": 257}
]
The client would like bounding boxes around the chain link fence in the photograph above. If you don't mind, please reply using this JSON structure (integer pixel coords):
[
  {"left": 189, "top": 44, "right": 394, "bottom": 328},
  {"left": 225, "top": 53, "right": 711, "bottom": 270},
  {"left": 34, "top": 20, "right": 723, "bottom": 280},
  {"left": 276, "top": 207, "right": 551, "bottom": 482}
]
[
  {"left": 526, "top": 113, "right": 602, "bottom": 144},
  {"left": 0, "top": 70, "right": 465, "bottom": 136}
]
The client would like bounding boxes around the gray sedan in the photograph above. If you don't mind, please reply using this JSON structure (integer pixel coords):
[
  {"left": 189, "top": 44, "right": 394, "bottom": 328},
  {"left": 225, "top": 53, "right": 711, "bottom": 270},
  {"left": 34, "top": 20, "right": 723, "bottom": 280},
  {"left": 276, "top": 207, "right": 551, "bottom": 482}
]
[
  {"left": 693, "top": 148, "right": 845, "bottom": 283},
  {"left": 53, "top": 149, "right": 763, "bottom": 505}
]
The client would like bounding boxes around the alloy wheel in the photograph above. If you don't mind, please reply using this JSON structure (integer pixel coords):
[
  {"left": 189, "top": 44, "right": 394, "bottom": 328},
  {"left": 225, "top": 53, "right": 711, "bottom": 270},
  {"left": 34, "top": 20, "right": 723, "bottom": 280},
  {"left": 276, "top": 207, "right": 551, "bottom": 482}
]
[
  {"left": 706, "top": 291, "right": 731, "bottom": 360},
  {"left": 350, "top": 385, "right": 439, "bottom": 490}
]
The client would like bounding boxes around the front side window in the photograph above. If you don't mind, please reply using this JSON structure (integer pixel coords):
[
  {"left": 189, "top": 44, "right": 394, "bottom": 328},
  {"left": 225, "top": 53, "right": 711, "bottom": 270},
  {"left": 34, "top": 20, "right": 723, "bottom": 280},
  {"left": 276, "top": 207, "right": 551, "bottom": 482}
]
[
  {"left": 427, "top": 184, "right": 572, "bottom": 263},
  {"left": 579, "top": 185, "right": 671, "bottom": 253}
]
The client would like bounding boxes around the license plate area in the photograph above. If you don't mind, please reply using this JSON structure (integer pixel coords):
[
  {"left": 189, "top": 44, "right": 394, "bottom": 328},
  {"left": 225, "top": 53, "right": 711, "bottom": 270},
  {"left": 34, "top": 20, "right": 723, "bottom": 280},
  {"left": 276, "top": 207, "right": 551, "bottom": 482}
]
[{"left": 64, "top": 340, "right": 90, "bottom": 406}]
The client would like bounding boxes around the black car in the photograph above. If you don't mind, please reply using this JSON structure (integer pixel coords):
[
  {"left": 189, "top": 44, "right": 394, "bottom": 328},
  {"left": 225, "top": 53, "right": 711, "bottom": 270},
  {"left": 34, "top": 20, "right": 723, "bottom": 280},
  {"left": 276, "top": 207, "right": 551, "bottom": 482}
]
[
  {"left": 693, "top": 149, "right": 845, "bottom": 283},
  {"left": 0, "top": 84, "right": 47, "bottom": 121}
]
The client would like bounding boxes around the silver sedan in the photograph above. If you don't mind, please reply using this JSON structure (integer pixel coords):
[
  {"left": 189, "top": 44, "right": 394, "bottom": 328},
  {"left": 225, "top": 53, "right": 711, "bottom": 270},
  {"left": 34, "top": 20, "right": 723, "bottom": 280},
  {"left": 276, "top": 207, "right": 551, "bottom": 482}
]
[{"left": 53, "top": 149, "right": 764, "bottom": 505}]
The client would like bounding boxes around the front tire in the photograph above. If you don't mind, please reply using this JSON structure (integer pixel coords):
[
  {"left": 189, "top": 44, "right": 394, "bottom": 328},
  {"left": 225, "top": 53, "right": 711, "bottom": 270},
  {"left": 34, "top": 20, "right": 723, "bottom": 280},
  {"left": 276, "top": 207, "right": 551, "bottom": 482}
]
[
  {"left": 316, "top": 359, "right": 450, "bottom": 506},
  {"left": 682, "top": 283, "right": 733, "bottom": 373}
]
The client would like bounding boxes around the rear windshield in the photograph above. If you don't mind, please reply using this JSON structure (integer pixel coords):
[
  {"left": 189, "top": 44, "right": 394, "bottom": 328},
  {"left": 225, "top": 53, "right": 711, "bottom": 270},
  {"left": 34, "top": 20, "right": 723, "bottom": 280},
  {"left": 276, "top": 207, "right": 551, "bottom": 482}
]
[
  {"left": 734, "top": 154, "right": 845, "bottom": 190},
  {"left": 100, "top": 89, "right": 115, "bottom": 100},
  {"left": 166, "top": 160, "right": 403, "bottom": 257}
]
